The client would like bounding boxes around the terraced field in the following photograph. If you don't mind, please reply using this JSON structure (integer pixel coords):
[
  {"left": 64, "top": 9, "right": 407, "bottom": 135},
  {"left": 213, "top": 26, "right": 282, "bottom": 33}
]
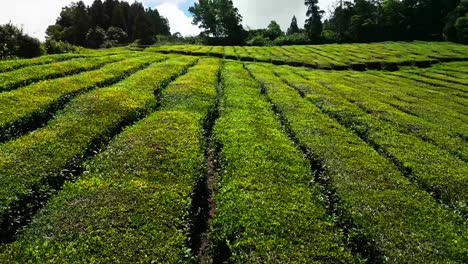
[
  {"left": 148, "top": 41, "right": 468, "bottom": 70},
  {"left": 0, "top": 42, "right": 467, "bottom": 263}
]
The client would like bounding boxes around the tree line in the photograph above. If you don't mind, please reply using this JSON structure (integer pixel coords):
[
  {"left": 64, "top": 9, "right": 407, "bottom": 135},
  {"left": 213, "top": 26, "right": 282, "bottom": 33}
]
[
  {"left": 189, "top": 0, "right": 468, "bottom": 45},
  {"left": 46, "top": 0, "right": 171, "bottom": 48},
  {"left": 1, "top": 0, "right": 467, "bottom": 59}
]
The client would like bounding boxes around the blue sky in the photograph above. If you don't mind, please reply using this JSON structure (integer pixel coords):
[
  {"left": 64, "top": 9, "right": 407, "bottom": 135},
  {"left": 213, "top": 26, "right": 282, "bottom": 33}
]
[{"left": 0, "top": 0, "right": 335, "bottom": 40}]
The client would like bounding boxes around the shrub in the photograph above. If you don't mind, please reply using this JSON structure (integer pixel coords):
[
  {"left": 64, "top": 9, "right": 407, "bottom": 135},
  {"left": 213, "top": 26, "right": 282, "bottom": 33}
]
[
  {"left": 86, "top": 27, "right": 106, "bottom": 48},
  {"left": 273, "top": 33, "right": 309, "bottom": 45},
  {"left": 246, "top": 35, "right": 272, "bottom": 46},
  {"left": 455, "top": 14, "right": 468, "bottom": 43},
  {"left": 0, "top": 23, "right": 42, "bottom": 59},
  {"left": 44, "top": 39, "right": 78, "bottom": 54},
  {"left": 106, "top": 26, "right": 128, "bottom": 45}
]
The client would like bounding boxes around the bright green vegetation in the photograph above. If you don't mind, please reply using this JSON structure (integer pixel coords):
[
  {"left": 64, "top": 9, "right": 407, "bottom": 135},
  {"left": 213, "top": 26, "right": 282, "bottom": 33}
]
[
  {"left": 0, "top": 55, "right": 164, "bottom": 142},
  {"left": 0, "top": 53, "right": 85, "bottom": 73},
  {"left": 271, "top": 65, "right": 468, "bottom": 215},
  {"left": 246, "top": 63, "right": 467, "bottom": 263},
  {"left": 0, "top": 55, "right": 129, "bottom": 92},
  {"left": 147, "top": 41, "right": 468, "bottom": 69},
  {"left": 210, "top": 62, "right": 354, "bottom": 263},
  {"left": 0, "top": 58, "right": 220, "bottom": 263},
  {"left": 366, "top": 65, "right": 468, "bottom": 116},
  {"left": 0, "top": 44, "right": 467, "bottom": 263},
  {"left": 0, "top": 55, "right": 197, "bottom": 241}
]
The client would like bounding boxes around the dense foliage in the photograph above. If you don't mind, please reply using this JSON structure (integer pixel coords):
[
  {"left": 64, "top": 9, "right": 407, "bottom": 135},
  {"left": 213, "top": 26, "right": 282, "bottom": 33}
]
[
  {"left": 46, "top": 0, "right": 170, "bottom": 47},
  {"left": 324, "top": 0, "right": 468, "bottom": 44},
  {"left": 189, "top": 0, "right": 246, "bottom": 45},
  {"left": 0, "top": 24, "right": 41, "bottom": 59},
  {"left": 0, "top": 44, "right": 466, "bottom": 262},
  {"left": 305, "top": 0, "right": 325, "bottom": 43},
  {"left": 148, "top": 41, "right": 468, "bottom": 70},
  {"left": 188, "top": 0, "right": 468, "bottom": 45}
]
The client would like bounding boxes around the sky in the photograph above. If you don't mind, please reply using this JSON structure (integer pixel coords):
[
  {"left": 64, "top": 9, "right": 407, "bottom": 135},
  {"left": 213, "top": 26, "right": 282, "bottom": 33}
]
[{"left": 0, "top": 0, "right": 336, "bottom": 41}]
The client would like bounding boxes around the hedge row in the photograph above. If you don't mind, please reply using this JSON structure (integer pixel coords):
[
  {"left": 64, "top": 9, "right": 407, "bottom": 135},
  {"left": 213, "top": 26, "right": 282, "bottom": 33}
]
[
  {"left": 0, "top": 55, "right": 197, "bottom": 242},
  {"left": 246, "top": 63, "right": 467, "bottom": 263},
  {"left": 0, "top": 55, "right": 164, "bottom": 142},
  {"left": 390, "top": 71, "right": 468, "bottom": 93},
  {"left": 0, "top": 55, "right": 128, "bottom": 92},
  {"left": 431, "top": 68, "right": 468, "bottom": 82},
  {"left": 0, "top": 58, "right": 220, "bottom": 263},
  {"left": 279, "top": 65, "right": 468, "bottom": 215},
  {"left": 337, "top": 70, "right": 468, "bottom": 139},
  {"left": 147, "top": 41, "right": 468, "bottom": 70},
  {"left": 0, "top": 53, "right": 84, "bottom": 73},
  {"left": 299, "top": 68, "right": 468, "bottom": 161},
  {"left": 407, "top": 69, "right": 468, "bottom": 86},
  {"left": 210, "top": 62, "right": 354, "bottom": 263},
  {"left": 364, "top": 68, "right": 468, "bottom": 116},
  {"left": 433, "top": 61, "right": 468, "bottom": 74}
]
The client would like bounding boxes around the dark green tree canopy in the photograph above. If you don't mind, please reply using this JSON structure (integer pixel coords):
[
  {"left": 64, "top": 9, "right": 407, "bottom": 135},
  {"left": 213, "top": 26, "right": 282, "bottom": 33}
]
[
  {"left": 189, "top": 0, "right": 245, "bottom": 44},
  {"left": 304, "top": 0, "right": 325, "bottom": 42},
  {"left": 287, "top": 16, "right": 301, "bottom": 35},
  {"left": 323, "top": 0, "right": 467, "bottom": 44},
  {"left": 265, "top": 21, "right": 283, "bottom": 40},
  {"left": 47, "top": 0, "right": 171, "bottom": 47},
  {"left": 0, "top": 23, "right": 41, "bottom": 58}
]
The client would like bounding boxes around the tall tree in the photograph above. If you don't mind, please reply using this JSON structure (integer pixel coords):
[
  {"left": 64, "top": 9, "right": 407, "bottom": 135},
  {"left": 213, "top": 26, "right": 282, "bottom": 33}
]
[
  {"left": 265, "top": 20, "right": 283, "bottom": 40},
  {"left": 89, "top": 0, "right": 106, "bottom": 28},
  {"left": 287, "top": 15, "right": 300, "bottom": 35},
  {"left": 189, "top": 0, "right": 245, "bottom": 44},
  {"left": 47, "top": 1, "right": 91, "bottom": 46},
  {"left": 47, "top": 0, "right": 170, "bottom": 47},
  {"left": 444, "top": 0, "right": 467, "bottom": 42},
  {"left": 304, "top": 0, "right": 325, "bottom": 42}
]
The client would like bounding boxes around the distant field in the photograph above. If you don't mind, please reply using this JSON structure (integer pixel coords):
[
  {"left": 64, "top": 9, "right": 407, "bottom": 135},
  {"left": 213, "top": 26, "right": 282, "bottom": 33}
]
[
  {"left": 148, "top": 41, "right": 468, "bottom": 70},
  {"left": 0, "top": 43, "right": 467, "bottom": 263}
]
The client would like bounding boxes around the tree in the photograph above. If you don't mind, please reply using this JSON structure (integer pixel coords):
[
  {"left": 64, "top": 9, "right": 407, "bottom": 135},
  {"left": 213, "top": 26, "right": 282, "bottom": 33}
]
[
  {"left": 147, "top": 8, "right": 171, "bottom": 36},
  {"left": 287, "top": 16, "right": 300, "bottom": 35},
  {"left": 455, "top": 13, "right": 468, "bottom": 43},
  {"left": 86, "top": 27, "right": 107, "bottom": 48},
  {"left": 0, "top": 23, "right": 42, "bottom": 58},
  {"left": 89, "top": 0, "right": 106, "bottom": 28},
  {"left": 265, "top": 20, "right": 283, "bottom": 40},
  {"left": 106, "top": 26, "right": 128, "bottom": 44},
  {"left": 47, "top": 0, "right": 170, "bottom": 48},
  {"left": 444, "top": 0, "right": 467, "bottom": 42},
  {"left": 304, "top": 0, "right": 325, "bottom": 42},
  {"left": 189, "top": 0, "right": 245, "bottom": 44}
]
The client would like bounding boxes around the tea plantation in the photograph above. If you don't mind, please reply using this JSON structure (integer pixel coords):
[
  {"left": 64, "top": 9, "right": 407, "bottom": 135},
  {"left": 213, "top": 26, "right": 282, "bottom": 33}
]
[{"left": 0, "top": 42, "right": 466, "bottom": 263}]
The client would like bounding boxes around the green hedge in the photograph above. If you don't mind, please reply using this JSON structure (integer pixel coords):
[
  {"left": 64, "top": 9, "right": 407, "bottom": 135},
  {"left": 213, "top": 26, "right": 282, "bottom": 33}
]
[
  {"left": 246, "top": 63, "right": 467, "bottom": 263},
  {"left": 294, "top": 68, "right": 468, "bottom": 162},
  {"left": 391, "top": 71, "right": 468, "bottom": 93},
  {"left": 279, "top": 65, "right": 468, "bottom": 216},
  {"left": 148, "top": 41, "right": 468, "bottom": 70},
  {"left": 0, "top": 55, "right": 163, "bottom": 142},
  {"left": 0, "top": 55, "right": 197, "bottom": 242},
  {"left": 0, "top": 55, "right": 127, "bottom": 92},
  {"left": 342, "top": 70, "right": 468, "bottom": 139},
  {"left": 210, "top": 62, "right": 354, "bottom": 263},
  {"left": 0, "top": 58, "right": 220, "bottom": 263},
  {"left": 0, "top": 53, "right": 84, "bottom": 73},
  {"left": 365, "top": 67, "right": 468, "bottom": 116}
]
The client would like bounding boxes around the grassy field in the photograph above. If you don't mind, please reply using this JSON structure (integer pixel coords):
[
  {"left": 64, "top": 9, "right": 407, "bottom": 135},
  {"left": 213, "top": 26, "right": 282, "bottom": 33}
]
[{"left": 0, "top": 42, "right": 466, "bottom": 263}]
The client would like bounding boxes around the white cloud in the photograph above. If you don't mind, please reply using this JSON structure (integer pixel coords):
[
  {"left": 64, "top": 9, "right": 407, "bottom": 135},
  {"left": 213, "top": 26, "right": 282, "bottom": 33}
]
[
  {"left": 0, "top": 0, "right": 94, "bottom": 41},
  {"left": 0, "top": 0, "right": 335, "bottom": 41},
  {"left": 0, "top": 0, "right": 197, "bottom": 40},
  {"left": 155, "top": 2, "right": 201, "bottom": 36},
  {"left": 232, "top": 0, "right": 335, "bottom": 32}
]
